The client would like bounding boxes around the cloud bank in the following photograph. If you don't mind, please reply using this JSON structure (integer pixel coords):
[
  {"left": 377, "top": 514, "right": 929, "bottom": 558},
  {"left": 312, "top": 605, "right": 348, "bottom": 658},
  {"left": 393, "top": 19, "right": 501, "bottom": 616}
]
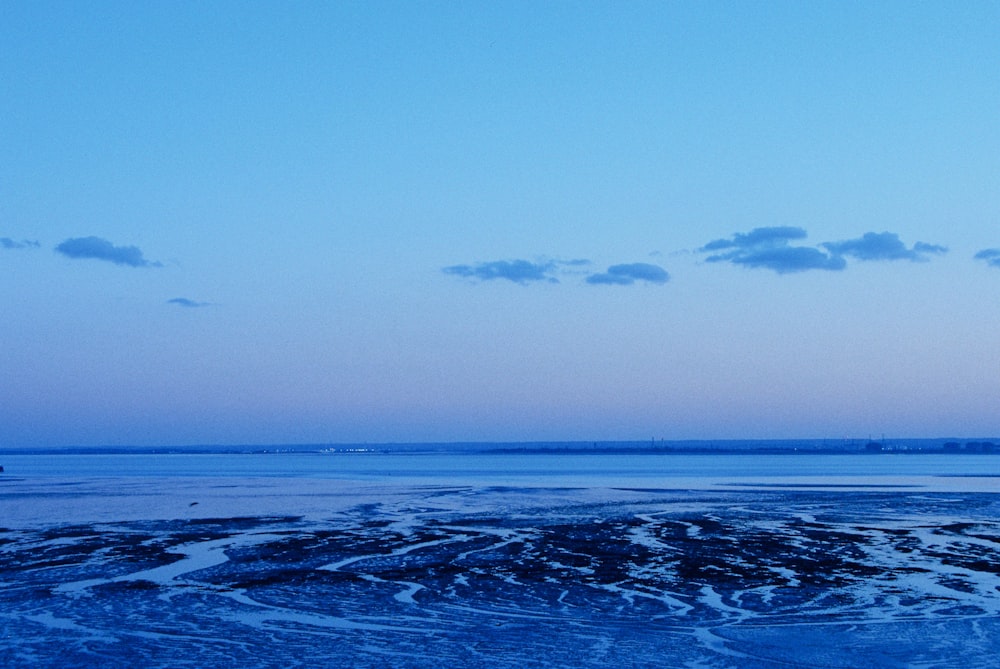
[
  {"left": 1, "top": 237, "right": 41, "bottom": 250},
  {"left": 55, "top": 236, "right": 162, "bottom": 268},
  {"left": 974, "top": 249, "right": 1000, "bottom": 268},
  {"left": 699, "top": 227, "right": 947, "bottom": 274},
  {"left": 167, "top": 297, "right": 211, "bottom": 308},
  {"left": 586, "top": 263, "right": 669, "bottom": 285}
]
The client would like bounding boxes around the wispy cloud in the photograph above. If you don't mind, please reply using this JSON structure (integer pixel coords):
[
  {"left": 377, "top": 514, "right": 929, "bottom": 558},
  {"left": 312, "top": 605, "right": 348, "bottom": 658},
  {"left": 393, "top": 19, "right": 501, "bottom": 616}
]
[
  {"left": 55, "top": 236, "right": 162, "bottom": 268},
  {"left": 822, "top": 232, "right": 947, "bottom": 262},
  {"left": 586, "top": 263, "right": 670, "bottom": 286},
  {"left": 443, "top": 259, "right": 560, "bottom": 284},
  {"left": 699, "top": 227, "right": 845, "bottom": 274},
  {"left": 974, "top": 249, "right": 1000, "bottom": 268},
  {"left": 701, "top": 226, "right": 808, "bottom": 252},
  {"left": 444, "top": 256, "right": 672, "bottom": 287},
  {"left": 167, "top": 297, "right": 211, "bottom": 308},
  {"left": 1, "top": 237, "right": 41, "bottom": 250}
]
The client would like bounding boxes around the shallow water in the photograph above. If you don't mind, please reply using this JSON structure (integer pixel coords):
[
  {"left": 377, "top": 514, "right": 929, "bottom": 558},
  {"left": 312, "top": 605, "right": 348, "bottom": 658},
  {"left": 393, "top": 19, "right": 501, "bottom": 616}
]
[{"left": 5, "top": 451, "right": 1000, "bottom": 480}]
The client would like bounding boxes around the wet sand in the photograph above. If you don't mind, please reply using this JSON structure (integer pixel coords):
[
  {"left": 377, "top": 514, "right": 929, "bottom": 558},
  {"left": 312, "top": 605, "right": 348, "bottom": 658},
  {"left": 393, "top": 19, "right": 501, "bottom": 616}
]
[{"left": 3, "top": 481, "right": 1000, "bottom": 667}]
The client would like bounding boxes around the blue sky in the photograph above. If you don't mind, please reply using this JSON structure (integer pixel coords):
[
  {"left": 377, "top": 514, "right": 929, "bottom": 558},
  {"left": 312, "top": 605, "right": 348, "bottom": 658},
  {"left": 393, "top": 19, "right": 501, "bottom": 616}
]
[{"left": 2, "top": 1, "right": 998, "bottom": 447}]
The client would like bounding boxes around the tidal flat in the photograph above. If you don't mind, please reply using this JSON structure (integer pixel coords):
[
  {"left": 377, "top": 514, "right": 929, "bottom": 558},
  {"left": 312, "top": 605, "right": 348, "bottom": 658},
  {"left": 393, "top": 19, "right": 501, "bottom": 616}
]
[{"left": 3, "top": 478, "right": 1000, "bottom": 668}]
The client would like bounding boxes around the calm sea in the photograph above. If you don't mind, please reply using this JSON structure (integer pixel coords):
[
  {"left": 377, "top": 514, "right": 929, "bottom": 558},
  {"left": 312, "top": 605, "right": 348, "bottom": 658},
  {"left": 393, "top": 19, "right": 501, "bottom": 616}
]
[{"left": 4, "top": 450, "right": 1000, "bottom": 482}]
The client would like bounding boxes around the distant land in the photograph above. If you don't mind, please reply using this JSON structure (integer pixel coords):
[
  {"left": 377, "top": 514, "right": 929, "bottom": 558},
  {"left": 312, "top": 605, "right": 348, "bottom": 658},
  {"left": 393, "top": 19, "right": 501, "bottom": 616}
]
[{"left": 2, "top": 438, "right": 998, "bottom": 456}]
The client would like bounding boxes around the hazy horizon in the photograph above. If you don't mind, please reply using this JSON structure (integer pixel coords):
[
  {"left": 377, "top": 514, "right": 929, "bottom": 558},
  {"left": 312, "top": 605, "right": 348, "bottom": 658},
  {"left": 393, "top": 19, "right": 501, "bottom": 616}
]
[{"left": 5, "top": 436, "right": 999, "bottom": 456}]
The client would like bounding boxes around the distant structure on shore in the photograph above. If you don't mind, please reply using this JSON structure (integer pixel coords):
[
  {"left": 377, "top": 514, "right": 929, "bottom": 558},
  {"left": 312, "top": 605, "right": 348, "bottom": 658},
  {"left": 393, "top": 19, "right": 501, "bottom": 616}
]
[
  {"left": 942, "top": 441, "right": 996, "bottom": 453},
  {"left": 864, "top": 440, "right": 996, "bottom": 454}
]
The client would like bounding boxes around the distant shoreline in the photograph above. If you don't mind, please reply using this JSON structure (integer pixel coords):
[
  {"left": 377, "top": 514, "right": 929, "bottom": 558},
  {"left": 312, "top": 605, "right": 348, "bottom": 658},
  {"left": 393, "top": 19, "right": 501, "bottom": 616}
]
[{"left": 2, "top": 438, "right": 997, "bottom": 457}]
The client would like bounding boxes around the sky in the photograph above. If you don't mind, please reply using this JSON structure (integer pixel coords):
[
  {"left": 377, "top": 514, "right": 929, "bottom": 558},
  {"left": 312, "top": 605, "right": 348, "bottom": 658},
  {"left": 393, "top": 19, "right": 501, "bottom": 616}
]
[{"left": 2, "top": 1, "right": 999, "bottom": 447}]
